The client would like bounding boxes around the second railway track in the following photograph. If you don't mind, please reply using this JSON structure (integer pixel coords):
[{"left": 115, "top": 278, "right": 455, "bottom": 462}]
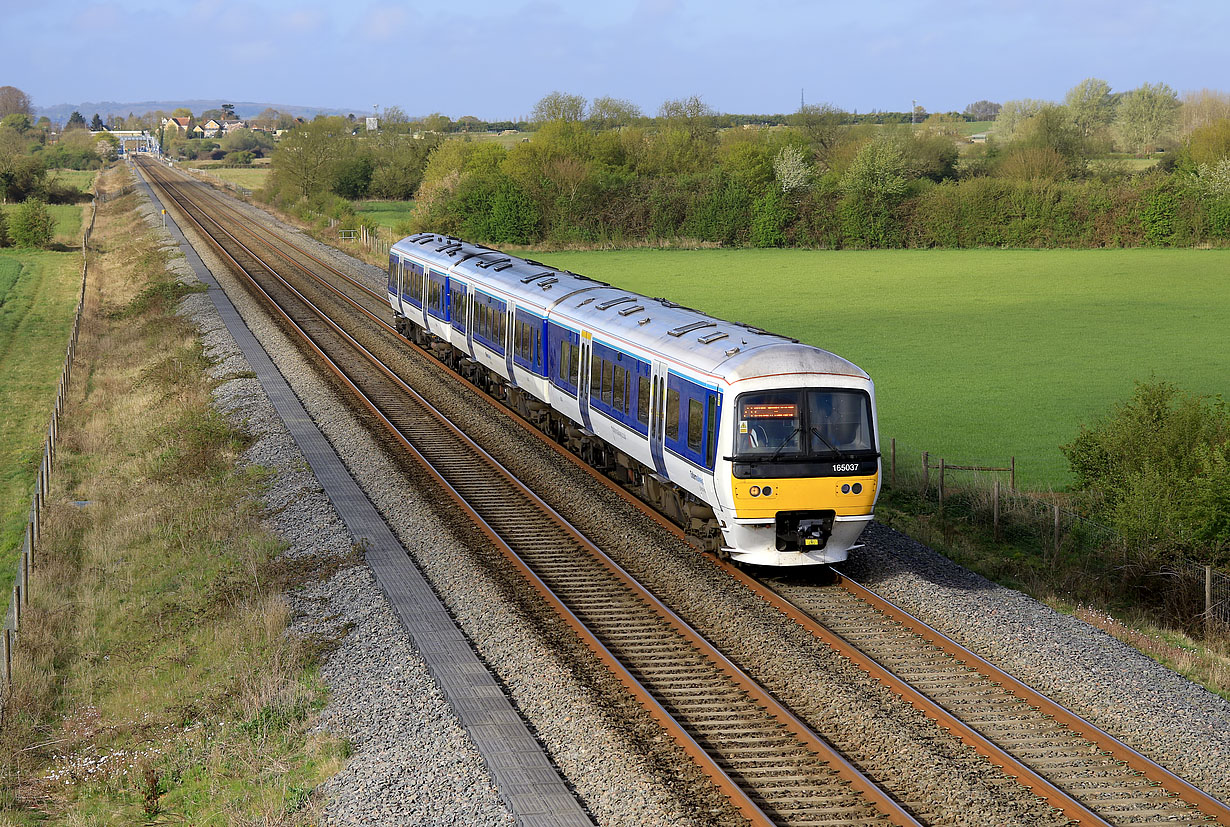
[{"left": 137, "top": 157, "right": 1230, "bottom": 827}]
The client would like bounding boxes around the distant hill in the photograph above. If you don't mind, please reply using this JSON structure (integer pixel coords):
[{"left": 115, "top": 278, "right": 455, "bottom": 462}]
[{"left": 34, "top": 99, "right": 365, "bottom": 122}]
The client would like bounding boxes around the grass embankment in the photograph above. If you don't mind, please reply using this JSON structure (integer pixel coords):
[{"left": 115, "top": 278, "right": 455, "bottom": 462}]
[
  {"left": 529, "top": 247, "right": 1229, "bottom": 490},
  {"left": 0, "top": 167, "right": 345, "bottom": 823},
  {"left": 354, "top": 200, "right": 415, "bottom": 231},
  {"left": 0, "top": 248, "right": 82, "bottom": 595}
]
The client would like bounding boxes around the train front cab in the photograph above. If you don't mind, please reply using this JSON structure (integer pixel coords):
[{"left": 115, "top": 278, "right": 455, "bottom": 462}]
[{"left": 719, "top": 383, "right": 880, "bottom": 567}]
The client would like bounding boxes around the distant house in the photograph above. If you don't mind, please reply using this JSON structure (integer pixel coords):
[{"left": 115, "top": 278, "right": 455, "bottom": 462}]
[
  {"left": 161, "top": 116, "right": 192, "bottom": 134},
  {"left": 189, "top": 124, "right": 206, "bottom": 138},
  {"left": 221, "top": 119, "right": 246, "bottom": 134},
  {"left": 200, "top": 119, "right": 223, "bottom": 138},
  {"left": 969, "top": 132, "right": 989, "bottom": 144}
]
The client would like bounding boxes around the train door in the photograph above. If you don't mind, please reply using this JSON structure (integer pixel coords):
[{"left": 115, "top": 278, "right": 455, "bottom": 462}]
[
  {"left": 465, "top": 291, "right": 475, "bottom": 358},
  {"left": 648, "top": 361, "right": 668, "bottom": 475},
  {"left": 578, "top": 331, "right": 592, "bottom": 431},
  {"left": 504, "top": 306, "right": 516, "bottom": 385}
]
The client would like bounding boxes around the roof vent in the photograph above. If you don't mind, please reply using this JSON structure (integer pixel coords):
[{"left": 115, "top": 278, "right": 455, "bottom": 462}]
[
  {"left": 724, "top": 347, "right": 741, "bottom": 357},
  {"left": 668, "top": 321, "right": 716, "bottom": 338},
  {"left": 698, "top": 331, "right": 729, "bottom": 344},
  {"left": 477, "top": 256, "right": 511, "bottom": 269},
  {"left": 538, "top": 278, "right": 558, "bottom": 289},
  {"left": 596, "top": 296, "right": 635, "bottom": 310},
  {"left": 521, "top": 272, "right": 555, "bottom": 284},
  {"left": 618, "top": 305, "right": 645, "bottom": 316},
  {"left": 577, "top": 297, "right": 595, "bottom": 306},
  {"left": 637, "top": 317, "right": 652, "bottom": 326}
]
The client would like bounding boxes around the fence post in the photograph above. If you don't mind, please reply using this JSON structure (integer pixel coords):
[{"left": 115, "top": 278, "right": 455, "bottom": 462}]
[
  {"left": 993, "top": 479, "right": 1000, "bottom": 541},
  {"left": 891, "top": 438, "right": 896, "bottom": 488},
  {"left": 938, "top": 458, "right": 946, "bottom": 513},
  {"left": 1053, "top": 504, "right": 1061, "bottom": 555},
  {"left": 922, "top": 451, "right": 929, "bottom": 494},
  {"left": 12, "top": 585, "right": 19, "bottom": 630},
  {"left": 1207, "top": 565, "right": 1214, "bottom": 637},
  {"left": 2, "top": 628, "right": 10, "bottom": 689},
  {"left": 21, "top": 552, "right": 28, "bottom": 607},
  {"left": 27, "top": 522, "right": 35, "bottom": 569},
  {"left": 1011, "top": 456, "right": 1016, "bottom": 491}
]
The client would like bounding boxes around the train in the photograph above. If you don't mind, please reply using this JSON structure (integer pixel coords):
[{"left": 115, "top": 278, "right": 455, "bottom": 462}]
[{"left": 386, "top": 233, "right": 881, "bottom": 567}]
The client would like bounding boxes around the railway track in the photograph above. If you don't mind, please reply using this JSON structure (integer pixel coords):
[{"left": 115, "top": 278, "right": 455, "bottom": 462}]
[
  {"left": 139, "top": 158, "right": 919, "bottom": 826},
  {"left": 137, "top": 158, "right": 1230, "bottom": 827}
]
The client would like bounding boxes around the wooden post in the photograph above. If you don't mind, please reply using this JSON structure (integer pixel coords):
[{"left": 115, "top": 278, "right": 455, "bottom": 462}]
[
  {"left": 922, "top": 451, "right": 929, "bottom": 493},
  {"left": 12, "top": 585, "right": 19, "bottom": 630},
  {"left": 21, "top": 552, "right": 28, "bottom": 606},
  {"left": 891, "top": 438, "right": 896, "bottom": 488},
  {"left": 27, "top": 522, "right": 34, "bottom": 569},
  {"left": 993, "top": 479, "right": 1000, "bottom": 541},
  {"left": 1053, "top": 504, "right": 1061, "bottom": 555},
  {"left": 938, "top": 458, "right": 946, "bottom": 513},
  {"left": 1207, "top": 565, "right": 1214, "bottom": 637},
  {"left": 1011, "top": 456, "right": 1016, "bottom": 491},
  {"left": 2, "top": 628, "right": 10, "bottom": 688}
]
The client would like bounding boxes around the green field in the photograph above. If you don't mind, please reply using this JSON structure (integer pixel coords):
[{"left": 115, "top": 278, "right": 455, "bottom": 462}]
[
  {"left": 1, "top": 202, "right": 87, "bottom": 247},
  {"left": 187, "top": 163, "right": 271, "bottom": 190},
  {"left": 46, "top": 168, "right": 96, "bottom": 193},
  {"left": 356, "top": 199, "right": 415, "bottom": 230},
  {"left": 0, "top": 250, "right": 81, "bottom": 587},
  {"left": 521, "top": 248, "right": 1229, "bottom": 489}
]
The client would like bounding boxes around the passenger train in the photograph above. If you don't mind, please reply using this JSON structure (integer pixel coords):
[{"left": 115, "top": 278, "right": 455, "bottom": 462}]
[{"left": 387, "top": 233, "right": 881, "bottom": 567}]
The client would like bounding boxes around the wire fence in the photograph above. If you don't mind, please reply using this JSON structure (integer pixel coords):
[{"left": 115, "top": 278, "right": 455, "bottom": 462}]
[
  {"left": 883, "top": 436, "right": 1228, "bottom": 634},
  {"left": 1, "top": 198, "right": 94, "bottom": 706}
]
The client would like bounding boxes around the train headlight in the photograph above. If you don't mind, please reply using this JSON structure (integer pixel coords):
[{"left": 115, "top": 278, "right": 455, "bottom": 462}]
[
  {"left": 841, "top": 484, "right": 851, "bottom": 494},
  {"left": 762, "top": 486, "right": 772, "bottom": 496},
  {"left": 852, "top": 483, "right": 863, "bottom": 494},
  {"left": 749, "top": 486, "right": 761, "bottom": 497}
]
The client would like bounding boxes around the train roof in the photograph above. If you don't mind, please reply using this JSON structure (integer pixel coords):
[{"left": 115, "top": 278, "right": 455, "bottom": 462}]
[{"left": 391, "top": 234, "right": 868, "bottom": 385}]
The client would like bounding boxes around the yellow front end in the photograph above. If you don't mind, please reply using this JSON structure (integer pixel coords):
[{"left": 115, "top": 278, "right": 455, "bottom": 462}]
[{"left": 731, "top": 474, "right": 879, "bottom": 520}]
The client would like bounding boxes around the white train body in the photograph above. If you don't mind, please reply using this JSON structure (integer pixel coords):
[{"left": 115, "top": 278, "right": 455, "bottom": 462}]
[{"left": 387, "top": 234, "right": 881, "bottom": 567}]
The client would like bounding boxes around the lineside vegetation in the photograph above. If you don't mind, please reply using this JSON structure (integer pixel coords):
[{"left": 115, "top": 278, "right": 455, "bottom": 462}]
[{"left": 0, "top": 167, "right": 345, "bottom": 823}]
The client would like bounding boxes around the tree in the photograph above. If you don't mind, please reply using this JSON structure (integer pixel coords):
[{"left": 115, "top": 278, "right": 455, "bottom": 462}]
[
  {"left": 380, "top": 106, "right": 412, "bottom": 133},
  {"left": 587, "top": 96, "right": 641, "bottom": 130},
  {"left": 1187, "top": 118, "right": 1230, "bottom": 167},
  {"left": 221, "top": 103, "right": 236, "bottom": 120},
  {"left": 9, "top": 198, "right": 55, "bottom": 247},
  {"left": 1, "top": 113, "right": 32, "bottom": 133},
  {"left": 788, "top": 103, "right": 847, "bottom": 166},
  {"left": 1180, "top": 89, "right": 1230, "bottom": 136},
  {"left": 658, "top": 95, "right": 717, "bottom": 142},
  {"left": 993, "top": 99, "right": 1049, "bottom": 140},
  {"left": 0, "top": 207, "right": 8, "bottom": 247},
  {"left": 1064, "top": 78, "right": 1116, "bottom": 137},
  {"left": 772, "top": 144, "right": 812, "bottom": 194},
  {"left": 1001, "top": 105, "right": 1088, "bottom": 178},
  {"left": 532, "top": 91, "right": 587, "bottom": 124},
  {"left": 1063, "top": 380, "right": 1230, "bottom": 564},
  {"left": 90, "top": 113, "right": 104, "bottom": 131},
  {"left": 0, "top": 154, "right": 47, "bottom": 201},
  {"left": 270, "top": 117, "right": 351, "bottom": 199},
  {"left": 65, "top": 111, "right": 87, "bottom": 131},
  {"left": 0, "top": 86, "right": 32, "bottom": 118},
  {"left": 1116, "top": 82, "right": 1181, "bottom": 154},
  {"left": 421, "top": 112, "right": 452, "bottom": 133},
  {"left": 963, "top": 100, "right": 1001, "bottom": 121}
]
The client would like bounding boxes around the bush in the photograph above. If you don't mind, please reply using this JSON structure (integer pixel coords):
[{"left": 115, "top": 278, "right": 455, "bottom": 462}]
[
  {"left": 8, "top": 198, "right": 55, "bottom": 247},
  {"left": 1062, "top": 380, "right": 1230, "bottom": 565},
  {"left": 0, "top": 208, "right": 8, "bottom": 247}
]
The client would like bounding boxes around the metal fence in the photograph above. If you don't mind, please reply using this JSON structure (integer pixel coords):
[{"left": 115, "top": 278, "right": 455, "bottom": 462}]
[{"left": 1, "top": 199, "right": 94, "bottom": 702}]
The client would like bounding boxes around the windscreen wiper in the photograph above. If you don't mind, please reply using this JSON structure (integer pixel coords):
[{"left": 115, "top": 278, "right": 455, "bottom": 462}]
[
  {"left": 810, "top": 427, "right": 849, "bottom": 461},
  {"left": 768, "top": 427, "right": 802, "bottom": 462}
]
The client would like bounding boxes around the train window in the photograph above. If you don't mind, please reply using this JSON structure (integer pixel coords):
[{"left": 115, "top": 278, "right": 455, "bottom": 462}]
[
  {"left": 601, "top": 359, "right": 613, "bottom": 405},
  {"left": 568, "top": 343, "right": 580, "bottom": 385},
  {"left": 591, "top": 352, "right": 601, "bottom": 397},
  {"left": 612, "top": 365, "right": 625, "bottom": 412},
  {"left": 559, "top": 340, "right": 569, "bottom": 381},
  {"left": 688, "top": 399, "right": 703, "bottom": 450},
  {"left": 533, "top": 326, "right": 541, "bottom": 370},
  {"left": 666, "top": 388, "right": 680, "bottom": 440},
  {"left": 705, "top": 393, "right": 718, "bottom": 467},
  {"left": 637, "top": 376, "right": 650, "bottom": 425}
]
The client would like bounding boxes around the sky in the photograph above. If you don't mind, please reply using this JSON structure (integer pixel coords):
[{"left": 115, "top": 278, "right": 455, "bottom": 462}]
[{"left": 3, "top": 0, "right": 1228, "bottom": 119}]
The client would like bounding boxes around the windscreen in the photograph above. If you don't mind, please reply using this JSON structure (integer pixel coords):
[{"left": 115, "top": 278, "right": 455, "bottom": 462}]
[{"left": 736, "top": 389, "right": 873, "bottom": 458}]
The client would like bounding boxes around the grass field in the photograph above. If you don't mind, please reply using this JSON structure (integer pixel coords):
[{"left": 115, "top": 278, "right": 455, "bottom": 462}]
[
  {"left": 356, "top": 199, "right": 415, "bottom": 230},
  {"left": 187, "top": 164, "right": 271, "bottom": 190},
  {"left": 1, "top": 202, "right": 86, "bottom": 247},
  {"left": 520, "top": 248, "right": 1229, "bottom": 489},
  {"left": 0, "top": 250, "right": 80, "bottom": 589}
]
